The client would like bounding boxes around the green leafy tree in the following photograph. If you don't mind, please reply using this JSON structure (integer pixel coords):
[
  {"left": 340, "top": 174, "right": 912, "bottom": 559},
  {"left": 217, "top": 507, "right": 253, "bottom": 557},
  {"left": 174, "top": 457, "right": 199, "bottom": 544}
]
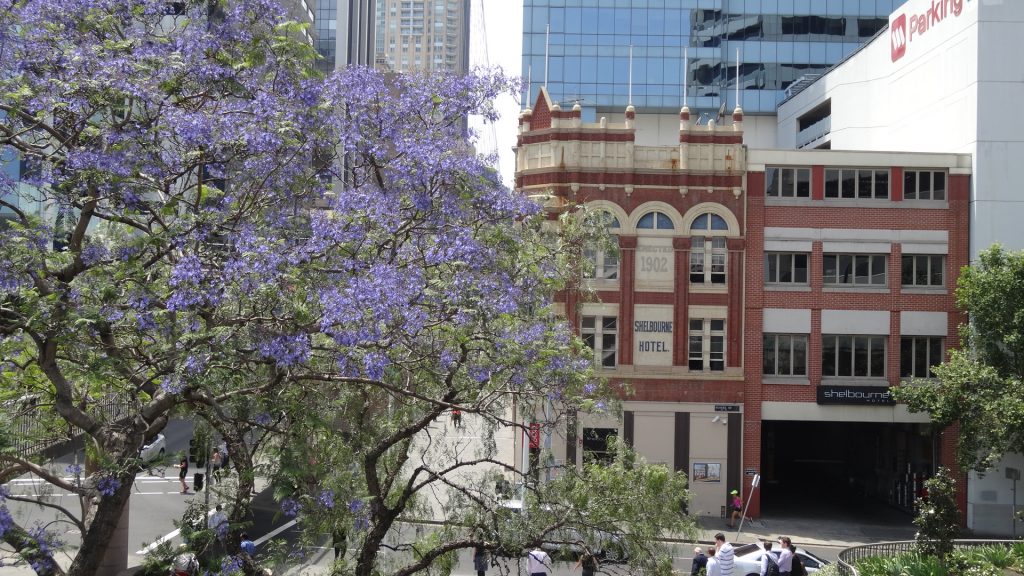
[
  {"left": 913, "top": 467, "right": 960, "bottom": 560},
  {"left": 893, "top": 245, "right": 1024, "bottom": 472}
]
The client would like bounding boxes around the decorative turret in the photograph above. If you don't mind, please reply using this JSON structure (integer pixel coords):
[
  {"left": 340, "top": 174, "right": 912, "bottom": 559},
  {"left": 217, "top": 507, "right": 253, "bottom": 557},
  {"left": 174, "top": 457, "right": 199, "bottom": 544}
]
[
  {"left": 680, "top": 105, "right": 691, "bottom": 130},
  {"left": 519, "top": 106, "right": 532, "bottom": 133},
  {"left": 572, "top": 102, "right": 582, "bottom": 128},
  {"left": 550, "top": 102, "right": 561, "bottom": 128},
  {"left": 625, "top": 104, "right": 636, "bottom": 129},
  {"left": 732, "top": 105, "right": 744, "bottom": 131}
]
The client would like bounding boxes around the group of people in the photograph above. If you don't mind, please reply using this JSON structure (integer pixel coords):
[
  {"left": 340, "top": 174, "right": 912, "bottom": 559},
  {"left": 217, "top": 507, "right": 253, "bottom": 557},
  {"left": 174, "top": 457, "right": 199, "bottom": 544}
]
[
  {"left": 172, "top": 444, "right": 229, "bottom": 495},
  {"left": 690, "top": 534, "right": 805, "bottom": 576},
  {"left": 690, "top": 533, "right": 735, "bottom": 576}
]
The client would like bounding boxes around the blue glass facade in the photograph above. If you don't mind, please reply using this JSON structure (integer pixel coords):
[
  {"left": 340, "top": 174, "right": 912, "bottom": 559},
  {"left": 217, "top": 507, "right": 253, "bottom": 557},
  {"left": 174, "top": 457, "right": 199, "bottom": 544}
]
[
  {"left": 315, "top": 0, "right": 339, "bottom": 72},
  {"left": 522, "top": 0, "right": 899, "bottom": 116}
]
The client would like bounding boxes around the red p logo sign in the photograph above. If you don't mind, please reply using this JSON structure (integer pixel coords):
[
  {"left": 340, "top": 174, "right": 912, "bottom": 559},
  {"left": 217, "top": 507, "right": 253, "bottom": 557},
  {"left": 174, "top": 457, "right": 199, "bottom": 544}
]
[{"left": 891, "top": 14, "right": 907, "bottom": 62}]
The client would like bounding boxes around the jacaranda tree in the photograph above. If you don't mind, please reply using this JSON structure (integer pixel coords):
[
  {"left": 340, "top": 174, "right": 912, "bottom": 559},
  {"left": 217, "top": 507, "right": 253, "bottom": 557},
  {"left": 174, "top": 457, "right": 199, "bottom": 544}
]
[{"left": 0, "top": 1, "right": 695, "bottom": 575}]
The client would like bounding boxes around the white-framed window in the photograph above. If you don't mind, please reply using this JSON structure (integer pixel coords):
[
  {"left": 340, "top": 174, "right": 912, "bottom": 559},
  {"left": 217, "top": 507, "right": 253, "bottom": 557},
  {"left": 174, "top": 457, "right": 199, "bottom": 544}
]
[
  {"left": 765, "top": 252, "right": 809, "bottom": 284},
  {"left": 689, "top": 213, "right": 729, "bottom": 285},
  {"left": 900, "top": 336, "right": 943, "bottom": 378},
  {"left": 636, "top": 210, "right": 674, "bottom": 230},
  {"left": 822, "top": 335, "right": 886, "bottom": 378},
  {"left": 583, "top": 212, "right": 620, "bottom": 281},
  {"left": 763, "top": 334, "right": 808, "bottom": 377},
  {"left": 688, "top": 318, "right": 725, "bottom": 371},
  {"left": 903, "top": 170, "right": 946, "bottom": 200},
  {"left": 901, "top": 255, "right": 944, "bottom": 287},
  {"left": 766, "top": 167, "right": 811, "bottom": 198},
  {"left": 582, "top": 315, "right": 617, "bottom": 368},
  {"left": 825, "top": 168, "right": 890, "bottom": 199},
  {"left": 823, "top": 254, "right": 887, "bottom": 286}
]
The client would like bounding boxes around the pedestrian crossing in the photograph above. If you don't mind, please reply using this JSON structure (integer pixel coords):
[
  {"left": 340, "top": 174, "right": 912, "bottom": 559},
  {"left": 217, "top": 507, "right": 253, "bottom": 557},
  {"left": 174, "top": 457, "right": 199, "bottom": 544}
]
[{"left": 6, "top": 475, "right": 214, "bottom": 496}]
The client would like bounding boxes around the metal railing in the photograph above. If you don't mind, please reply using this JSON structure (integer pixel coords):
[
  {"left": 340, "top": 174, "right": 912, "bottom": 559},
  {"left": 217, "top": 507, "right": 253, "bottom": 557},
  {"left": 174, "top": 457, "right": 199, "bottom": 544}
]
[
  {"left": 2, "top": 392, "right": 135, "bottom": 457},
  {"left": 837, "top": 539, "right": 1022, "bottom": 575}
]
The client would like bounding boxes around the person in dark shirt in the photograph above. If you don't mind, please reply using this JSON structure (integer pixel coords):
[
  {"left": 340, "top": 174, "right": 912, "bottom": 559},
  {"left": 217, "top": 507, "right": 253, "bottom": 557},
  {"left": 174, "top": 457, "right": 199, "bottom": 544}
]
[{"left": 691, "top": 546, "right": 708, "bottom": 576}]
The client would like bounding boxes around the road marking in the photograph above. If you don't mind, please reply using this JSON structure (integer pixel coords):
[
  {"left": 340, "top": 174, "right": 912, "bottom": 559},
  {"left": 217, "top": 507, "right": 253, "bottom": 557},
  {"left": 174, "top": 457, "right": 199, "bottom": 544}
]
[
  {"left": 254, "top": 519, "right": 297, "bottom": 546},
  {"left": 136, "top": 507, "right": 217, "bottom": 555}
]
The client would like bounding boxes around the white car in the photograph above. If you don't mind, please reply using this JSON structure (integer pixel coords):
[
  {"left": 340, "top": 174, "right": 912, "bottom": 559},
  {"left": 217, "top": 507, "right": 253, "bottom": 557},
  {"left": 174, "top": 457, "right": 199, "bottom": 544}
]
[
  {"left": 733, "top": 542, "right": 829, "bottom": 576},
  {"left": 139, "top": 433, "right": 166, "bottom": 463}
]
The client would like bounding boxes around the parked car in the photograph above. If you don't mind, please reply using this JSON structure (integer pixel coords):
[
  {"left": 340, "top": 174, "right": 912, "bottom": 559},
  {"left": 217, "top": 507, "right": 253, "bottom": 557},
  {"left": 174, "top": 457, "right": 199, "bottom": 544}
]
[
  {"left": 139, "top": 433, "right": 166, "bottom": 463},
  {"left": 733, "top": 542, "right": 829, "bottom": 576}
]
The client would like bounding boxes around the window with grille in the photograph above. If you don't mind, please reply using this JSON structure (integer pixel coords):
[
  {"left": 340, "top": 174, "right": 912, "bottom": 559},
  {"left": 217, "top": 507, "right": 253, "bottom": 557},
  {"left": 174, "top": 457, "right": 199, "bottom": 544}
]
[
  {"left": 689, "top": 319, "right": 725, "bottom": 371},
  {"left": 583, "top": 212, "right": 620, "bottom": 281},
  {"left": 689, "top": 213, "right": 729, "bottom": 285},
  {"left": 582, "top": 315, "right": 617, "bottom": 368}
]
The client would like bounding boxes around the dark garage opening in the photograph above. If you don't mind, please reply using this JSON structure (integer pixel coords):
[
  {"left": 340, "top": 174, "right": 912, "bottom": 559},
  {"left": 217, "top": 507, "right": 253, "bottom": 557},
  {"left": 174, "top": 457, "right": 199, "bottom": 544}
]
[{"left": 760, "top": 420, "right": 938, "bottom": 520}]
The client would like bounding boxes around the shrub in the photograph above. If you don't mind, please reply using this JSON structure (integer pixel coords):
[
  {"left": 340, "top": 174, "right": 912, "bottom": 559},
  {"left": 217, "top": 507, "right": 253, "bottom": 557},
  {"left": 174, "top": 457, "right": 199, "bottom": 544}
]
[{"left": 914, "top": 467, "right": 960, "bottom": 559}]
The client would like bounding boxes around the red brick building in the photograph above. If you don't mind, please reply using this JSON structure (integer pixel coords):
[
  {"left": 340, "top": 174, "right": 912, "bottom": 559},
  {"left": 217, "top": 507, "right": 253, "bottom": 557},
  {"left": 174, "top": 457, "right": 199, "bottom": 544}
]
[{"left": 516, "top": 88, "right": 970, "bottom": 520}]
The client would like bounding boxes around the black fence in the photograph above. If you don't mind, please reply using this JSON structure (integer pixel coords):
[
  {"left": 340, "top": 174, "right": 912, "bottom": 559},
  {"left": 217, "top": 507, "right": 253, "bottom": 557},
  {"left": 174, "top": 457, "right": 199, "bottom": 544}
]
[
  {"left": 2, "top": 393, "right": 135, "bottom": 457},
  {"left": 837, "top": 539, "right": 1022, "bottom": 575}
]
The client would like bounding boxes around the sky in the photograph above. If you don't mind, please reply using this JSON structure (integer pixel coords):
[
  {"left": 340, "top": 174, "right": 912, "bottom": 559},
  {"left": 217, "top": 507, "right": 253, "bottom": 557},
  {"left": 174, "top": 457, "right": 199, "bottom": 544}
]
[{"left": 467, "top": 1, "right": 523, "bottom": 189}]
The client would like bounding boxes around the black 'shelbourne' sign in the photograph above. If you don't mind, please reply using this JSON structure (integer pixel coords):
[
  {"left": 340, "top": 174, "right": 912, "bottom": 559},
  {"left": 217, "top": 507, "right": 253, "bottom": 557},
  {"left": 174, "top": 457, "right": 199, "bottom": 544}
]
[{"left": 817, "top": 385, "right": 895, "bottom": 405}]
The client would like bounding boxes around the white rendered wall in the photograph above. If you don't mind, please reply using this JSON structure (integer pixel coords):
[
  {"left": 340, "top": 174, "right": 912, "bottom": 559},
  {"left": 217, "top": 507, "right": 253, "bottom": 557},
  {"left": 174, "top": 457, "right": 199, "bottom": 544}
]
[
  {"left": 633, "top": 113, "right": 777, "bottom": 149},
  {"left": 777, "top": 0, "right": 1024, "bottom": 258}
]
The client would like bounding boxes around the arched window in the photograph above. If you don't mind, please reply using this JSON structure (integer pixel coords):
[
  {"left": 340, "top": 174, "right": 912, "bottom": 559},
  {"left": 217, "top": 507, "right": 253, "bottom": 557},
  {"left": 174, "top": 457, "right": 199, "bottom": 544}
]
[
  {"left": 689, "top": 212, "right": 729, "bottom": 285},
  {"left": 583, "top": 210, "right": 620, "bottom": 281},
  {"left": 637, "top": 211, "right": 674, "bottom": 230}
]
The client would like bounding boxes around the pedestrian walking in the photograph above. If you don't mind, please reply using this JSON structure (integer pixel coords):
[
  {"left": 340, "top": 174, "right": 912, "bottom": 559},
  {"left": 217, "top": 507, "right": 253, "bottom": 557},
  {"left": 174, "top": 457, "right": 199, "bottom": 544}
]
[
  {"left": 240, "top": 532, "right": 255, "bottom": 557},
  {"left": 575, "top": 549, "right": 599, "bottom": 576},
  {"left": 333, "top": 527, "right": 347, "bottom": 560},
  {"left": 170, "top": 544, "right": 199, "bottom": 576},
  {"left": 526, "top": 546, "right": 552, "bottom": 576},
  {"left": 209, "top": 504, "right": 228, "bottom": 539},
  {"left": 210, "top": 448, "right": 223, "bottom": 484},
  {"left": 451, "top": 408, "right": 462, "bottom": 428},
  {"left": 776, "top": 537, "right": 794, "bottom": 576},
  {"left": 728, "top": 489, "right": 743, "bottom": 528},
  {"left": 174, "top": 454, "right": 189, "bottom": 494},
  {"left": 760, "top": 541, "right": 779, "bottom": 576},
  {"left": 691, "top": 546, "right": 708, "bottom": 576},
  {"left": 706, "top": 546, "right": 720, "bottom": 576},
  {"left": 715, "top": 533, "right": 735, "bottom": 576},
  {"left": 473, "top": 545, "right": 489, "bottom": 576}
]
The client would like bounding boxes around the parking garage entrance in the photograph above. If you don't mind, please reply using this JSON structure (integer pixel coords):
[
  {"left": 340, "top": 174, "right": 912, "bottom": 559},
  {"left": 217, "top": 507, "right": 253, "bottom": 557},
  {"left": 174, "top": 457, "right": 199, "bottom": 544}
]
[{"left": 759, "top": 420, "right": 938, "bottom": 518}]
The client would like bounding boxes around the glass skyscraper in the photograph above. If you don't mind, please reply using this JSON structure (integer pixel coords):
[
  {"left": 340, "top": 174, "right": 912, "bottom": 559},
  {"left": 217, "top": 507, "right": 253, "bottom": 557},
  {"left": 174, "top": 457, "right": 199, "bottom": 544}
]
[{"left": 522, "top": 0, "right": 900, "bottom": 117}]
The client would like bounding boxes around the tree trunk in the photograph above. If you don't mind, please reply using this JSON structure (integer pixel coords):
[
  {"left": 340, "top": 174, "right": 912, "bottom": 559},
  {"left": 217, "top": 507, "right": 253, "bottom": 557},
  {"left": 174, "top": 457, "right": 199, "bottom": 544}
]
[{"left": 67, "top": 472, "right": 135, "bottom": 576}]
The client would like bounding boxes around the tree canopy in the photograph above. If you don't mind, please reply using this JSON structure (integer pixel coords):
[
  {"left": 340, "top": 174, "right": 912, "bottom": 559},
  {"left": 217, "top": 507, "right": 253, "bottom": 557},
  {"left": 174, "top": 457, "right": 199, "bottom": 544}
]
[
  {"left": 0, "top": 1, "right": 695, "bottom": 575},
  {"left": 894, "top": 244, "right": 1024, "bottom": 472}
]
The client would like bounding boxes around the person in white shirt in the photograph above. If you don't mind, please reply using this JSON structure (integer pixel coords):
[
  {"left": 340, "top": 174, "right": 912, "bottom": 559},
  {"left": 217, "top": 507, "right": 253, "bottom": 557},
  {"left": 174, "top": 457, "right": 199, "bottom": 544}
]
[
  {"left": 760, "top": 541, "right": 779, "bottom": 576},
  {"left": 527, "top": 546, "right": 552, "bottom": 576},
  {"left": 706, "top": 546, "right": 721, "bottom": 576},
  {"left": 776, "top": 537, "right": 794, "bottom": 576},
  {"left": 715, "top": 533, "right": 735, "bottom": 576}
]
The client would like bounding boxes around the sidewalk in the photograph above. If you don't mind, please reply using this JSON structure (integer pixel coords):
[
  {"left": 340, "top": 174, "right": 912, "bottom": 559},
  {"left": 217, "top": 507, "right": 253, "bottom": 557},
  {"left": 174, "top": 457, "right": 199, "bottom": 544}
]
[{"left": 690, "top": 510, "right": 917, "bottom": 552}]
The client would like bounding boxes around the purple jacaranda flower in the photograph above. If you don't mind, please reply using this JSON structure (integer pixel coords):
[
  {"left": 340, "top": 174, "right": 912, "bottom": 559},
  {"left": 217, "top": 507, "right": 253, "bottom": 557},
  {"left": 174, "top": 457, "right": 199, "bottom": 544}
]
[
  {"left": 317, "top": 489, "right": 335, "bottom": 510},
  {"left": 97, "top": 476, "right": 121, "bottom": 497},
  {"left": 280, "top": 497, "right": 302, "bottom": 518}
]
